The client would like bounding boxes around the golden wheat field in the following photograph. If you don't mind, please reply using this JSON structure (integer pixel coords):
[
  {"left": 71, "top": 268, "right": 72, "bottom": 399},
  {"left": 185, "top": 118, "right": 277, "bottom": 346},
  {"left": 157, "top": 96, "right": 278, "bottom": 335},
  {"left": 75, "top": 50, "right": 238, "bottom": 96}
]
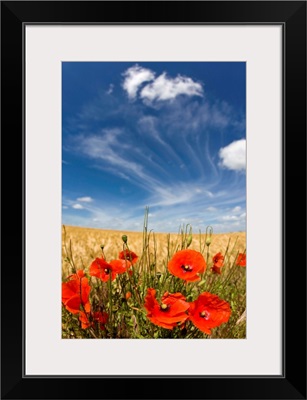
[{"left": 62, "top": 225, "right": 246, "bottom": 277}]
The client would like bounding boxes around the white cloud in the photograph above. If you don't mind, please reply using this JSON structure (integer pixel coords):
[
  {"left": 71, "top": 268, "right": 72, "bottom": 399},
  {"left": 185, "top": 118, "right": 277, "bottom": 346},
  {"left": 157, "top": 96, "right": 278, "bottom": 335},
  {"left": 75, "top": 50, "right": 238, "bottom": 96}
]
[
  {"left": 219, "top": 139, "right": 246, "bottom": 171},
  {"left": 221, "top": 215, "right": 239, "bottom": 221},
  {"left": 221, "top": 212, "right": 246, "bottom": 222},
  {"left": 106, "top": 84, "right": 114, "bottom": 95},
  {"left": 137, "top": 116, "right": 158, "bottom": 136},
  {"left": 140, "top": 73, "right": 203, "bottom": 103},
  {"left": 122, "top": 65, "right": 203, "bottom": 104},
  {"left": 77, "top": 196, "right": 93, "bottom": 203},
  {"left": 122, "top": 65, "right": 155, "bottom": 100},
  {"left": 206, "top": 206, "right": 217, "bottom": 212},
  {"left": 72, "top": 204, "right": 84, "bottom": 210},
  {"left": 232, "top": 206, "right": 241, "bottom": 213},
  {"left": 150, "top": 186, "right": 194, "bottom": 207},
  {"left": 62, "top": 205, "right": 68, "bottom": 209},
  {"left": 204, "top": 190, "right": 214, "bottom": 198}
]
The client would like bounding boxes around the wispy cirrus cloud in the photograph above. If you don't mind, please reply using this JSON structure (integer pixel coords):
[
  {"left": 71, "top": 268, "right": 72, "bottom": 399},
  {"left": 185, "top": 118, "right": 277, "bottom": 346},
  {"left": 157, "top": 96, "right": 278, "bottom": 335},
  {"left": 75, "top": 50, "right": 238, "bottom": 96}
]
[
  {"left": 206, "top": 206, "right": 217, "bottom": 212},
  {"left": 67, "top": 133, "right": 193, "bottom": 201},
  {"left": 66, "top": 125, "right": 225, "bottom": 202},
  {"left": 64, "top": 131, "right": 246, "bottom": 230}
]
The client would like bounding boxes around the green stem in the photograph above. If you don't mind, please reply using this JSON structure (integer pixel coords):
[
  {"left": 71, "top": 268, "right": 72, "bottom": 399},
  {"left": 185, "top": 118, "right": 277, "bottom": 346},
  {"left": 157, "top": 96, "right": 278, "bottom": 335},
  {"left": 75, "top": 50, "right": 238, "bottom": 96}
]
[
  {"left": 206, "top": 244, "right": 210, "bottom": 267},
  {"left": 62, "top": 225, "right": 76, "bottom": 274},
  {"left": 222, "top": 259, "right": 238, "bottom": 290}
]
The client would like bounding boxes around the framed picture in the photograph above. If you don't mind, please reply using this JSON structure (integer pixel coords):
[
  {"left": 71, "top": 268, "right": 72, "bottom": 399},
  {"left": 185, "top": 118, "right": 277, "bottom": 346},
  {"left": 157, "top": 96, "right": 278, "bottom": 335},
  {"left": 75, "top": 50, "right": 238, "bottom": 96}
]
[{"left": 1, "top": 1, "right": 306, "bottom": 399}]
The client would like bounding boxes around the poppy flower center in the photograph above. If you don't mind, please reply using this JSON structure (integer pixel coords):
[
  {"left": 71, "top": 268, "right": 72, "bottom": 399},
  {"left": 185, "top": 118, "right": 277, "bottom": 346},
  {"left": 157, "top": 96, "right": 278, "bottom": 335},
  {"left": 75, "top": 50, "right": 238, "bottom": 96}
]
[
  {"left": 104, "top": 268, "right": 110, "bottom": 274},
  {"left": 160, "top": 303, "right": 169, "bottom": 312},
  {"left": 200, "top": 310, "right": 209, "bottom": 319},
  {"left": 181, "top": 264, "right": 193, "bottom": 272}
]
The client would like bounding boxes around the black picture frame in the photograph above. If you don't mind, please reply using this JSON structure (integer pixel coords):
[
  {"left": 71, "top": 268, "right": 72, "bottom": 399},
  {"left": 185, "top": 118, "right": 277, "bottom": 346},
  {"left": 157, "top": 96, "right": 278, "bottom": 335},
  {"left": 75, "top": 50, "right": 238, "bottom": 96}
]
[{"left": 1, "top": 1, "right": 306, "bottom": 399}]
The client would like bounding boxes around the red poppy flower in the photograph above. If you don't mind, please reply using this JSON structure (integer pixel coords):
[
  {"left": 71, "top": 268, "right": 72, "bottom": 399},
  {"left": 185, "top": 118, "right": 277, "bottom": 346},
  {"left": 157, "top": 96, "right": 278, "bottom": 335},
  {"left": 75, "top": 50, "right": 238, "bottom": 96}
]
[
  {"left": 109, "top": 259, "right": 131, "bottom": 274},
  {"left": 236, "top": 253, "right": 246, "bottom": 267},
  {"left": 211, "top": 252, "right": 224, "bottom": 274},
  {"left": 119, "top": 250, "right": 138, "bottom": 265},
  {"left": 62, "top": 270, "right": 91, "bottom": 314},
  {"left": 144, "top": 288, "right": 189, "bottom": 330},
  {"left": 89, "top": 257, "right": 113, "bottom": 282},
  {"left": 168, "top": 249, "right": 206, "bottom": 282},
  {"left": 188, "top": 292, "right": 231, "bottom": 334},
  {"left": 79, "top": 311, "right": 108, "bottom": 330},
  {"left": 89, "top": 257, "right": 129, "bottom": 282}
]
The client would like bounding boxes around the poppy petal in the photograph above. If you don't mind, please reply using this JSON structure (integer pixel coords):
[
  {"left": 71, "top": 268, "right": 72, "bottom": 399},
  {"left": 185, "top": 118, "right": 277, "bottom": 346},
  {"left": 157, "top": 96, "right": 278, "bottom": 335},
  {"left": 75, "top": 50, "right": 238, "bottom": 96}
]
[
  {"left": 188, "top": 292, "right": 231, "bottom": 334},
  {"left": 144, "top": 288, "right": 189, "bottom": 330},
  {"left": 168, "top": 249, "right": 206, "bottom": 282}
]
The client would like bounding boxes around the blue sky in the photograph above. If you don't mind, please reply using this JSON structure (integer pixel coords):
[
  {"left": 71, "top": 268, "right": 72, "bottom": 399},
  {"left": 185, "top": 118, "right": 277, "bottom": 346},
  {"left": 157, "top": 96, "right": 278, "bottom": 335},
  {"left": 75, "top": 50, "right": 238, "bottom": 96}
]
[{"left": 62, "top": 62, "right": 246, "bottom": 233}]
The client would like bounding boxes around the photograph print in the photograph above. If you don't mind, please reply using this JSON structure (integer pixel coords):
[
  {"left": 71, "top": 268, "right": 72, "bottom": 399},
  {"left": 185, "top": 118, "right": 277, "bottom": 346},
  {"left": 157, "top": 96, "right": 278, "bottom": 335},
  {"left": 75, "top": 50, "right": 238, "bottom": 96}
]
[{"left": 61, "top": 62, "right": 246, "bottom": 339}]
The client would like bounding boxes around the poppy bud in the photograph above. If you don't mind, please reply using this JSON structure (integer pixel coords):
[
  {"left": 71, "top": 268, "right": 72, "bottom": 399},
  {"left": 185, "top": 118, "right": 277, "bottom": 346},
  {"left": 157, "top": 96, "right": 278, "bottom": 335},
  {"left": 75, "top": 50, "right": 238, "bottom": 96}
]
[
  {"left": 205, "top": 226, "right": 213, "bottom": 246},
  {"left": 186, "top": 235, "right": 193, "bottom": 248},
  {"left": 125, "top": 291, "right": 132, "bottom": 300},
  {"left": 100, "top": 245, "right": 105, "bottom": 251},
  {"left": 122, "top": 235, "right": 128, "bottom": 244}
]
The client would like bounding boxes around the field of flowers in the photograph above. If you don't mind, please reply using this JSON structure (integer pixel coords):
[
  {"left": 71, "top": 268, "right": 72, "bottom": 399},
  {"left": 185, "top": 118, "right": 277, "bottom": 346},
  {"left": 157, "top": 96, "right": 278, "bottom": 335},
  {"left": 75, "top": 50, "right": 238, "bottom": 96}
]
[{"left": 62, "top": 211, "right": 246, "bottom": 339}]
